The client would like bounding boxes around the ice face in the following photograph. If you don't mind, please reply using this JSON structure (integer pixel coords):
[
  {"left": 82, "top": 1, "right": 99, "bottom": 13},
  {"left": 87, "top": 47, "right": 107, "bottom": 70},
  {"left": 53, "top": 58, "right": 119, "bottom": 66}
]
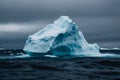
[{"left": 23, "top": 16, "right": 100, "bottom": 56}]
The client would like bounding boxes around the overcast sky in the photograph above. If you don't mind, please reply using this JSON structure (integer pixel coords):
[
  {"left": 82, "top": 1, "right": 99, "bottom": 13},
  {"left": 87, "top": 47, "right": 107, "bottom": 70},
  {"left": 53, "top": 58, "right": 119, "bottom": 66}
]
[{"left": 0, "top": 0, "right": 120, "bottom": 49}]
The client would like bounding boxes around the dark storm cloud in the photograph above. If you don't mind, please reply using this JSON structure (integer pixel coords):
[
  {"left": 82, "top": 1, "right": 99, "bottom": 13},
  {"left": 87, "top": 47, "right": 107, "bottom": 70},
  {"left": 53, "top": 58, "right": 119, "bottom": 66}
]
[
  {"left": 0, "top": 32, "right": 27, "bottom": 49},
  {"left": 0, "top": 0, "right": 120, "bottom": 49},
  {"left": 0, "top": 0, "right": 120, "bottom": 22}
]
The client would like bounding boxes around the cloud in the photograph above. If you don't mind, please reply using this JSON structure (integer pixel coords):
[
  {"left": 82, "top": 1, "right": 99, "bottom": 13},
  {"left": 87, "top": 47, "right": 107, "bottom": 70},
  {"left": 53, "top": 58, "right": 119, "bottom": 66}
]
[
  {"left": 0, "top": 0, "right": 120, "bottom": 48},
  {"left": 0, "top": 20, "right": 51, "bottom": 32},
  {"left": 0, "top": 0, "right": 120, "bottom": 22}
]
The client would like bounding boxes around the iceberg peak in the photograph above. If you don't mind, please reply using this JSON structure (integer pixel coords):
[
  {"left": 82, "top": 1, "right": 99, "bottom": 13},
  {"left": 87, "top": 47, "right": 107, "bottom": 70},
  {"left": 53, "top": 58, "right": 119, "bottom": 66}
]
[
  {"left": 54, "top": 16, "right": 72, "bottom": 24},
  {"left": 23, "top": 16, "right": 99, "bottom": 56}
]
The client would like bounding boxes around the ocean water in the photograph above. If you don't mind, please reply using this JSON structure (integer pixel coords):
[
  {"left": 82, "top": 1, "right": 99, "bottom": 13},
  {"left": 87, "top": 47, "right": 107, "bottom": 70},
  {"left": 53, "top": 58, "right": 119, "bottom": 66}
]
[{"left": 0, "top": 50, "right": 120, "bottom": 80}]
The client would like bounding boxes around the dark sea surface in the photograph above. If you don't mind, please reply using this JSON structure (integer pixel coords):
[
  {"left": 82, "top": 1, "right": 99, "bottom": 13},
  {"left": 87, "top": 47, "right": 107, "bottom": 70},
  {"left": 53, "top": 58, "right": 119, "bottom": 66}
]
[{"left": 0, "top": 50, "right": 120, "bottom": 80}]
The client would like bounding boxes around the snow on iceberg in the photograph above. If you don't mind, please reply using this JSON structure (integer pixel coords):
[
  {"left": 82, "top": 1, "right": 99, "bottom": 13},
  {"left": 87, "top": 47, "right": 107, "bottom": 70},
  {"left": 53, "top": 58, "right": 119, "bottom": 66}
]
[{"left": 23, "top": 16, "right": 100, "bottom": 56}]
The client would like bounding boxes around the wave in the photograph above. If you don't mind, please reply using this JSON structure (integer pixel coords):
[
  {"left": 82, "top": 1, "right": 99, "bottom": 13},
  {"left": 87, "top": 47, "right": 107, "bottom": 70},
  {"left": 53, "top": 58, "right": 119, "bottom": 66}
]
[{"left": 0, "top": 51, "right": 120, "bottom": 60}]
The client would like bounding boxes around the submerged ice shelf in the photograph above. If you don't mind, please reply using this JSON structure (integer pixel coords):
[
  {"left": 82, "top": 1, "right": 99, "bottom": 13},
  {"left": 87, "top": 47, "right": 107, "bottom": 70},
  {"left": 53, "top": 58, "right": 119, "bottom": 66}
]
[{"left": 23, "top": 16, "right": 100, "bottom": 57}]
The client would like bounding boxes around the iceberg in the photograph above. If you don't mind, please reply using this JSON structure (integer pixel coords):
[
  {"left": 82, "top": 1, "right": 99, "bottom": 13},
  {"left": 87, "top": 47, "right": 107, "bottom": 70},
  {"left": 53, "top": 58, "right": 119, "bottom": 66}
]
[{"left": 23, "top": 16, "right": 100, "bottom": 57}]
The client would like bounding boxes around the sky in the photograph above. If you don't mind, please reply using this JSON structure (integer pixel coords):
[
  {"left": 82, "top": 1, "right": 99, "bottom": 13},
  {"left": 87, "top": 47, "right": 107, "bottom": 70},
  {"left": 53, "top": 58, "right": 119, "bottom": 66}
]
[{"left": 0, "top": 0, "right": 120, "bottom": 49}]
